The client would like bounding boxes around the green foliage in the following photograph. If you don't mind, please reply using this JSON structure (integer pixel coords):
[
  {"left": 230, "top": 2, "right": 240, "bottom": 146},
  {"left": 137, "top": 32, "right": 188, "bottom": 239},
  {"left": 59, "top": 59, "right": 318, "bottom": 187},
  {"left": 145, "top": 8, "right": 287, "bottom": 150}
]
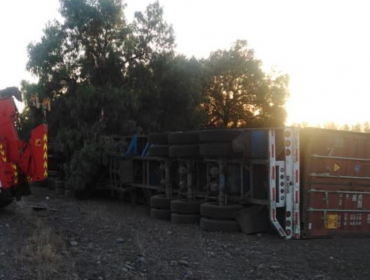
[
  {"left": 154, "top": 55, "right": 207, "bottom": 131},
  {"left": 203, "top": 40, "right": 289, "bottom": 128},
  {"left": 134, "top": 54, "right": 207, "bottom": 132},
  {"left": 65, "top": 135, "right": 119, "bottom": 191},
  {"left": 22, "top": 0, "right": 179, "bottom": 191},
  {"left": 127, "top": 1, "right": 175, "bottom": 62},
  {"left": 17, "top": 107, "right": 35, "bottom": 141}
]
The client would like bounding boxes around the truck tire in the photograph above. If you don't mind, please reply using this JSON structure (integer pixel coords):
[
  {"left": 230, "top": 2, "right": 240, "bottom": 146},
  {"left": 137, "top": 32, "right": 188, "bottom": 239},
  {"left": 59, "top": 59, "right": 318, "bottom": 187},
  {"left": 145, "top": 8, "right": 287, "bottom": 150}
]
[
  {"left": 200, "top": 143, "right": 242, "bottom": 157},
  {"left": 168, "top": 131, "right": 200, "bottom": 144},
  {"left": 150, "top": 208, "right": 171, "bottom": 220},
  {"left": 171, "top": 213, "right": 201, "bottom": 224},
  {"left": 149, "top": 145, "right": 169, "bottom": 157},
  {"left": 169, "top": 145, "right": 199, "bottom": 158},
  {"left": 200, "top": 217, "right": 240, "bottom": 232},
  {"left": 200, "top": 202, "right": 243, "bottom": 219},
  {"left": 148, "top": 133, "right": 169, "bottom": 145},
  {"left": 150, "top": 195, "right": 178, "bottom": 209},
  {"left": 170, "top": 199, "right": 204, "bottom": 214},
  {"left": 200, "top": 129, "right": 243, "bottom": 143}
]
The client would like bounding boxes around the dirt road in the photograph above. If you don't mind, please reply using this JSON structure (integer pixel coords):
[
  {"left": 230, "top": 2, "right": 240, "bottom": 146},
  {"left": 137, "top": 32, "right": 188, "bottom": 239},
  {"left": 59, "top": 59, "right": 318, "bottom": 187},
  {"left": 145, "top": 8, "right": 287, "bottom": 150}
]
[{"left": 0, "top": 187, "right": 369, "bottom": 280}]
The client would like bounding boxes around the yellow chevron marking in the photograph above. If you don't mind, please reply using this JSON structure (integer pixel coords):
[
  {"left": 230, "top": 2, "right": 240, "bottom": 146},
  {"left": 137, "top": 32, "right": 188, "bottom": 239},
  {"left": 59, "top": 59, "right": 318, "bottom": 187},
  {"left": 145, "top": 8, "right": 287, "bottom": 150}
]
[
  {"left": 0, "top": 144, "right": 3, "bottom": 149},
  {"left": 0, "top": 150, "right": 4, "bottom": 156},
  {"left": 43, "top": 134, "right": 48, "bottom": 142},
  {"left": 12, "top": 164, "right": 17, "bottom": 170},
  {"left": 14, "top": 171, "right": 18, "bottom": 176},
  {"left": 44, "top": 170, "right": 48, "bottom": 177},
  {"left": 2, "top": 157, "right": 6, "bottom": 162},
  {"left": 43, "top": 143, "right": 48, "bottom": 151},
  {"left": 44, "top": 152, "right": 48, "bottom": 160},
  {"left": 44, "top": 162, "right": 48, "bottom": 169}
]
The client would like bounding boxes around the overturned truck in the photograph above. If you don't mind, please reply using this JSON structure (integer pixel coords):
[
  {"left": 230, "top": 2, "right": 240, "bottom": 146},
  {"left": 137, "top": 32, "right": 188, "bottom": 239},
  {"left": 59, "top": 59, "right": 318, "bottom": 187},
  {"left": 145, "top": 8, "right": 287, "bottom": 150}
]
[{"left": 107, "top": 127, "right": 370, "bottom": 239}]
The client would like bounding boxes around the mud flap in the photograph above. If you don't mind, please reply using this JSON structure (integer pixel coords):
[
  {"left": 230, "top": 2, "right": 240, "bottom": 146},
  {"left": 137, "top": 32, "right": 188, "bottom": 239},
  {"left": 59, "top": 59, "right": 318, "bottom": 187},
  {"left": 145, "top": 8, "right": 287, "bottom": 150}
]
[{"left": 233, "top": 205, "right": 269, "bottom": 234}]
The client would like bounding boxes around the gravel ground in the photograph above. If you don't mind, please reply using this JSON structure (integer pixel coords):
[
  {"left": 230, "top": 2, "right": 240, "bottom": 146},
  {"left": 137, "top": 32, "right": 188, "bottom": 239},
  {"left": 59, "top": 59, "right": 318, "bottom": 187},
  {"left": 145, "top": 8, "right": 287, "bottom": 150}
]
[{"left": 0, "top": 187, "right": 370, "bottom": 280}]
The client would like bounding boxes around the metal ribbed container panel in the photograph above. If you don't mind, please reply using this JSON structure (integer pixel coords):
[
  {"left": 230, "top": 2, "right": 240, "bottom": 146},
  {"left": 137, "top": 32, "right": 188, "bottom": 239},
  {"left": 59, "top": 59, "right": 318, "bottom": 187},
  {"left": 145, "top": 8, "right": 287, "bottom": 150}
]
[{"left": 301, "top": 128, "right": 370, "bottom": 238}]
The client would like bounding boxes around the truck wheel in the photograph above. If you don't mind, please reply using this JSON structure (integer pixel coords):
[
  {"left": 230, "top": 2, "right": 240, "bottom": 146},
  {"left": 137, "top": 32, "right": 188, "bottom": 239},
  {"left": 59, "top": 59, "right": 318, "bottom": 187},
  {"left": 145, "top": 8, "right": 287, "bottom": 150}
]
[
  {"left": 171, "top": 213, "right": 201, "bottom": 224},
  {"left": 200, "top": 129, "right": 243, "bottom": 143},
  {"left": 150, "top": 208, "right": 171, "bottom": 220},
  {"left": 149, "top": 145, "right": 169, "bottom": 157},
  {"left": 200, "top": 217, "right": 240, "bottom": 232},
  {"left": 169, "top": 145, "right": 199, "bottom": 158},
  {"left": 170, "top": 199, "right": 204, "bottom": 214},
  {"left": 148, "top": 133, "right": 169, "bottom": 145},
  {"left": 150, "top": 195, "right": 178, "bottom": 209},
  {"left": 200, "top": 202, "right": 243, "bottom": 219},
  {"left": 168, "top": 131, "right": 200, "bottom": 144},
  {"left": 200, "top": 143, "right": 242, "bottom": 157}
]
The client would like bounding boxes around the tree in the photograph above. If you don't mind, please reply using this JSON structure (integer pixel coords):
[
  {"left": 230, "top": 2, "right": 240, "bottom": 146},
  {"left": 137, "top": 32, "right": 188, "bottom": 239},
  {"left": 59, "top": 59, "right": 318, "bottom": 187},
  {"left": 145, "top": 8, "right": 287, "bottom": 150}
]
[
  {"left": 153, "top": 55, "right": 206, "bottom": 131},
  {"left": 364, "top": 121, "right": 370, "bottom": 133},
  {"left": 24, "top": 0, "right": 177, "bottom": 136},
  {"left": 324, "top": 122, "right": 338, "bottom": 130},
  {"left": 340, "top": 124, "right": 350, "bottom": 131},
  {"left": 202, "top": 40, "right": 289, "bottom": 128},
  {"left": 133, "top": 54, "right": 207, "bottom": 132},
  {"left": 22, "top": 0, "right": 176, "bottom": 191},
  {"left": 351, "top": 123, "right": 362, "bottom": 132}
]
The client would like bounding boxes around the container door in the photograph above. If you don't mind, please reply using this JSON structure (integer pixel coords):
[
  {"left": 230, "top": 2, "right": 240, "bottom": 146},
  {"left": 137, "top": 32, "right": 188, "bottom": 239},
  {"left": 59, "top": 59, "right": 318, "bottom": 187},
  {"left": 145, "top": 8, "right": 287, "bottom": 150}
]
[{"left": 301, "top": 128, "right": 370, "bottom": 238}]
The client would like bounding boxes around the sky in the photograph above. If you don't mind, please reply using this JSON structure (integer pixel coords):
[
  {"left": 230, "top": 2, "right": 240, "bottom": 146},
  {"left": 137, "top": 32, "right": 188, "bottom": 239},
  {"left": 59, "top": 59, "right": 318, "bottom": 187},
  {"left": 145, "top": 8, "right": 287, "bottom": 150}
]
[{"left": 1, "top": 0, "right": 370, "bottom": 126}]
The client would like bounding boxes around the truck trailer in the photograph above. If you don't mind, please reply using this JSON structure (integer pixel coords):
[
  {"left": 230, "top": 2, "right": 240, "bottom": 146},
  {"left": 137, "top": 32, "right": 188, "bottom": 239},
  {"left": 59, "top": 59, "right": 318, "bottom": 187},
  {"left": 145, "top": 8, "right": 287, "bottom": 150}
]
[{"left": 106, "top": 127, "right": 370, "bottom": 239}]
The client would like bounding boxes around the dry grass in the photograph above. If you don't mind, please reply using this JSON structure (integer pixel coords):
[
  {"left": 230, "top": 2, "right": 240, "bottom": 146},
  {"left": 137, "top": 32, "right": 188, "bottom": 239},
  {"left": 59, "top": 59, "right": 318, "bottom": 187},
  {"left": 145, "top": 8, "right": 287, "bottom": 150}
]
[
  {"left": 16, "top": 217, "right": 67, "bottom": 280},
  {"left": 82, "top": 202, "right": 111, "bottom": 227}
]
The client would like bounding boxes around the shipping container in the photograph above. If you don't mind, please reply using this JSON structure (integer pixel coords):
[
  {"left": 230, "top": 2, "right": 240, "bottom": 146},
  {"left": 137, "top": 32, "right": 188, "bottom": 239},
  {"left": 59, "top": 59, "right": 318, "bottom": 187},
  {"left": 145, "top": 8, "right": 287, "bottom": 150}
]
[{"left": 300, "top": 128, "right": 370, "bottom": 238}]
